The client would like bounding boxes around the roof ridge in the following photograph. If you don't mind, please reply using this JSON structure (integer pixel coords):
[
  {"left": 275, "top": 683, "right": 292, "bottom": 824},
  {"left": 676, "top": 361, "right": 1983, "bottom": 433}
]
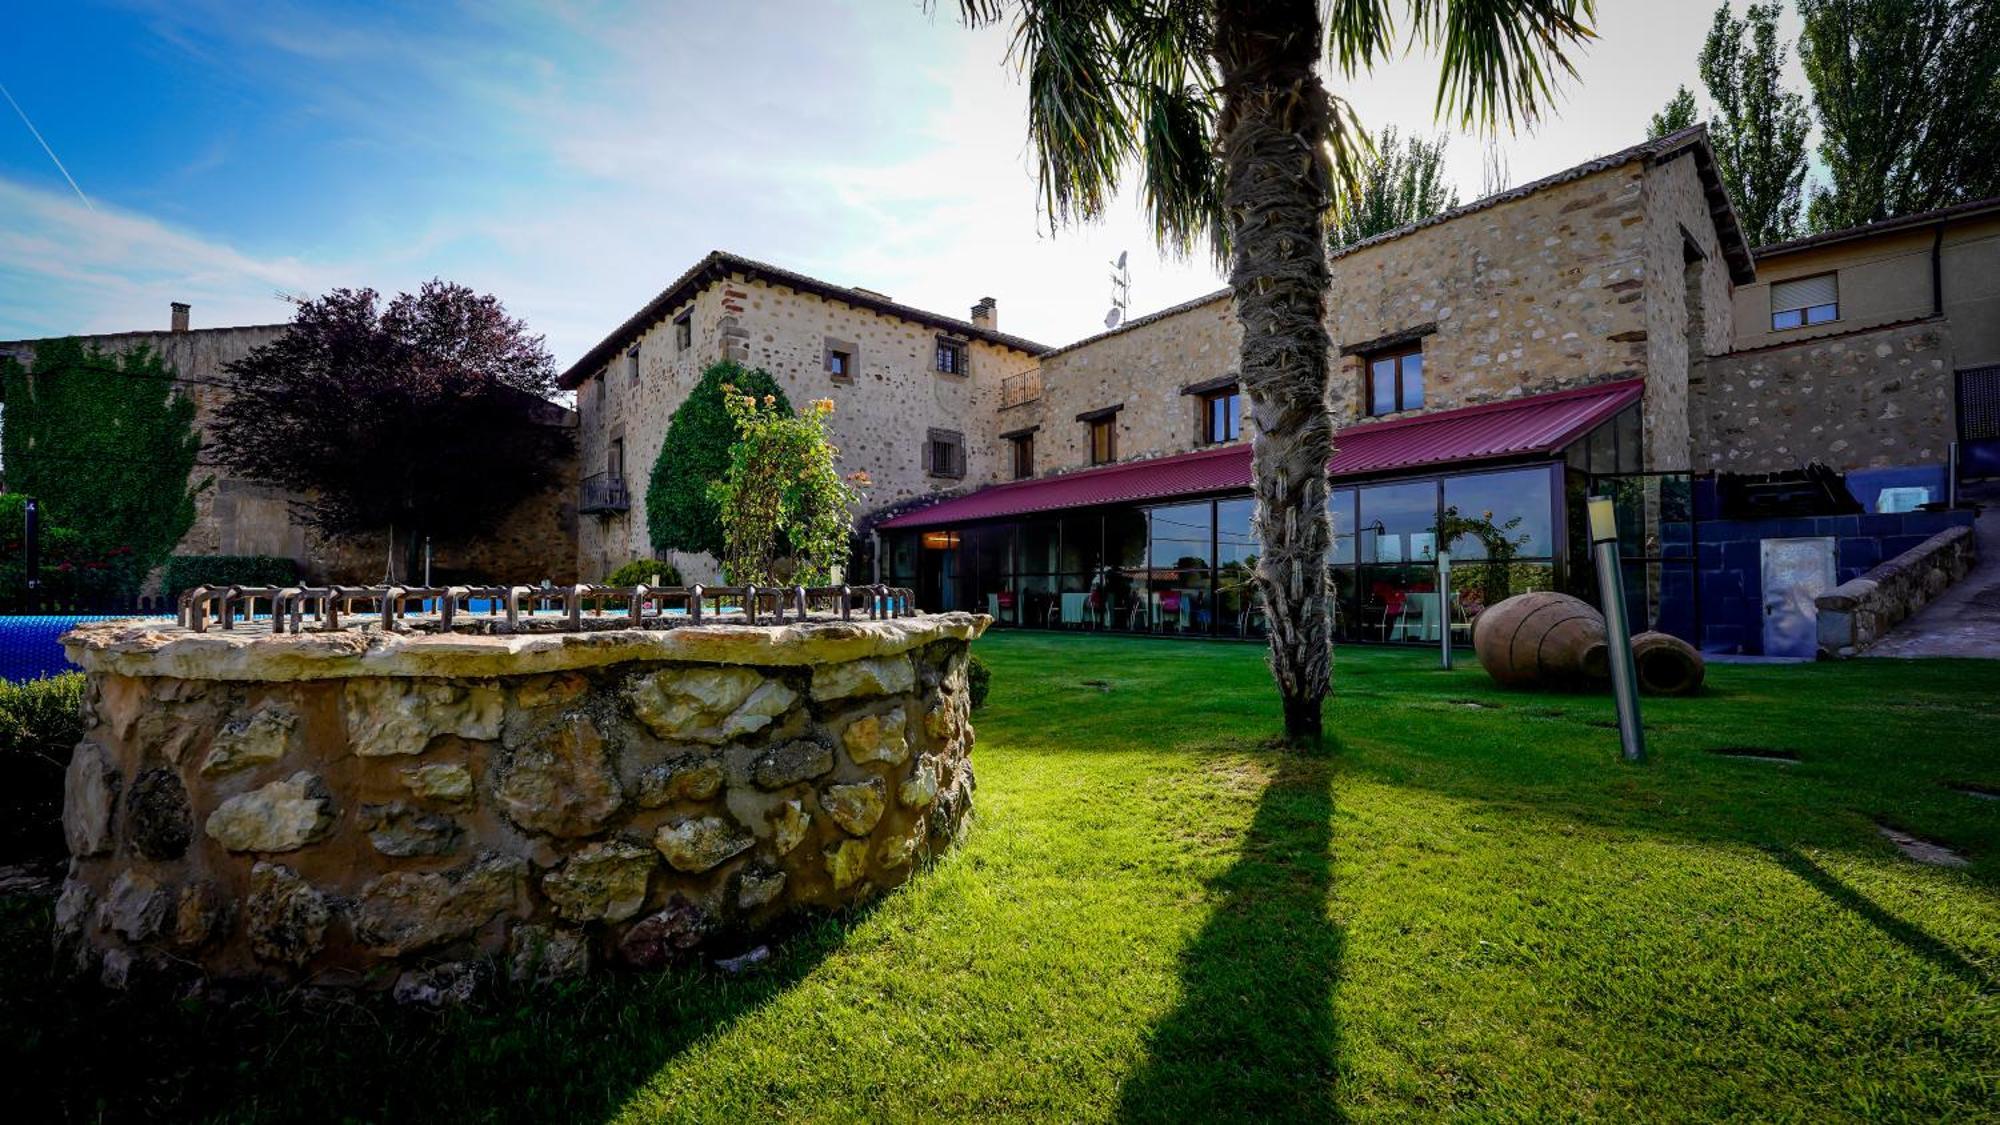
[{"left": 560, "top": 250, "right": 1049, "bottom": 387}]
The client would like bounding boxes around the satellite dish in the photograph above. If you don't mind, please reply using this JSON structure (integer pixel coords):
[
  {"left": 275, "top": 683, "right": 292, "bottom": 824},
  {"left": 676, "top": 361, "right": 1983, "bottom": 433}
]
[
  {"left": 1114, "top": 250, "right": 1128, "bottom": 269},
  {"left": 1104, "top": 307, "right": 1124, "bottom": 329}
]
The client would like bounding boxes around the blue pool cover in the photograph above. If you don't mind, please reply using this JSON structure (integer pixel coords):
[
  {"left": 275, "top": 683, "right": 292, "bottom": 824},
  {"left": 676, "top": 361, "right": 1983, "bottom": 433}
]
[{"left": 0, "top": 615, "right": 169, "bottom": 682}]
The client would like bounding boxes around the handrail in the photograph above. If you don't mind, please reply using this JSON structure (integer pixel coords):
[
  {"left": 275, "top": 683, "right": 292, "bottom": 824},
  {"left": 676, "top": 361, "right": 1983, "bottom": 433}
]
[{"left": 177, "top": 582, "right": 922, "bottom": 634}]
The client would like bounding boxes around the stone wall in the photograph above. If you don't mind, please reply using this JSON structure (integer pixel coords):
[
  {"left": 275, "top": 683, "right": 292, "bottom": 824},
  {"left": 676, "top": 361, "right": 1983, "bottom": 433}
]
[
  {"left": 1816, "top": 524, "right": 1977, "bottom": 658},
  {"left": 1023, "top": 157, "right": 1729, "bottom": 477},
  {"left": 55, "top": 613, "right": 986, "bottom": 993},
  {"left": 0, "top": 326, "right": 581, "bottom": 587},
  {"left": 1690, "top": 319, "right": 1957, "bottom": 473},
  {"left": 574, "top": 275, "right": 1038, "bottom": 580}
]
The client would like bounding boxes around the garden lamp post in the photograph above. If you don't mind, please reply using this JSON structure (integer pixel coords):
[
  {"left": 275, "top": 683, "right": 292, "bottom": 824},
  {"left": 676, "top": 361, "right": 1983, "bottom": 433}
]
[
  {"left": 1436, "top": 547, "right": 1453, "bottom": 670},
  {"left": 24, "top": 497, "right": 40, "bottom": 612},
  {"left": 1588, "top": 496, "right": 1645, "bottom": 763}
]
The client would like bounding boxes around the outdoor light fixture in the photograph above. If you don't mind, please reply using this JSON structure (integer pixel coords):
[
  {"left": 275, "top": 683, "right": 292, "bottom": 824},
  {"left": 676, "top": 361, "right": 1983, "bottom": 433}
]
[
  {"left": 1436, "top": 547, "right": 1453, "bottom": 670},
  {"left": 1587, "top": 496, "right": 1645, "bottom": 763}
]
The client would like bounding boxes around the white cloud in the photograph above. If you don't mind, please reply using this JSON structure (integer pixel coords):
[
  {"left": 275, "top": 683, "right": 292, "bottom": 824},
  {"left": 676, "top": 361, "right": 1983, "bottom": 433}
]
[{"left": 3, "top": 1, "right": 1753, "bottom": 365}]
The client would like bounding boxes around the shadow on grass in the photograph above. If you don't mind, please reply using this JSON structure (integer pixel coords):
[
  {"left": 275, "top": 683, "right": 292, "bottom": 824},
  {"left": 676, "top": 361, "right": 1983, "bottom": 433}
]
[
  {"left": 0, "top": 894, "right": 868, "bottom": 1124},
  {"left": 1116, "top": 750, "right": 1344, "bottom": 1122},
  {"left": 1772, "top": 846, "right": 1995, "bottom": 994}
]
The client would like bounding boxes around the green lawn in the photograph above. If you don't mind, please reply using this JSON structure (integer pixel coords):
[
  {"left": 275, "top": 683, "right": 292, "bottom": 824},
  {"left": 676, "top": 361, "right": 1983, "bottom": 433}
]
[{"left": 6, "top": 634, "right": 1997, "bottom": 1122}]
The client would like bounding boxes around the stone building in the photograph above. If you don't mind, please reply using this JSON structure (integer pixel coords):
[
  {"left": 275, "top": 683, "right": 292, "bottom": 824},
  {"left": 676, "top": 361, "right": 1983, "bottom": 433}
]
[
  {"left": 560, "top": 253, "right": 1044, "bottom": 581},
  {"left": 0, "top": 307, "right": 580, "bottom": 591},
  {"left": 1695, "top": 194, "right": 2000, "bottom": 499}
]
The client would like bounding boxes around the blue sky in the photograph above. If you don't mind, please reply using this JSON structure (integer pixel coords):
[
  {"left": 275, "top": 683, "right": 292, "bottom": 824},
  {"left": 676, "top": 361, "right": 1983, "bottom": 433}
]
[{"left": 1, "top": 2, "right": 1782, "bottom": 368}]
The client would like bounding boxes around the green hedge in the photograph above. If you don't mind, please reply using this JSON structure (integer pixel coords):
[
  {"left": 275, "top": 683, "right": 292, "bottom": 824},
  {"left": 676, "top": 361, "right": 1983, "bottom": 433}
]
[
  {"left": 0, "top": 672, "right": 84, "bottom": 862},
  {"left": 968, "top": 653, "right": 991, "bottom": 710},
  {"left": 605, "top": 558, "right": 684, "bottom": 587},
  {"left": 159, "top": 555, "right": 300, "bottom": 601}
]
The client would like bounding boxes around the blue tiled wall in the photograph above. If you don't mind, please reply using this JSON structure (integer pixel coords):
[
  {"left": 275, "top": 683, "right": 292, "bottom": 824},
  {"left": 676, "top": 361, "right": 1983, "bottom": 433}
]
[{"left": 1664, "top": 507, "right": 1975, "bottom": 655}]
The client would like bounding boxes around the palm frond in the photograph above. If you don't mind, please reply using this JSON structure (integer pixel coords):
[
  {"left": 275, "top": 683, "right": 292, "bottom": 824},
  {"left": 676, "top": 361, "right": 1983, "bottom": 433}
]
[
  {"left": 1324, "top": 0, "right": 1397, "bottom": 77},
  {"left": 1016, "top": 0, "right": 1133, "bottom": 227},
  {"left": 1132, "top": 80, "right": 1227, "bottom": 258},
  {"left": 1410, "top": 0, "right": 1597, "bottom": 130}
]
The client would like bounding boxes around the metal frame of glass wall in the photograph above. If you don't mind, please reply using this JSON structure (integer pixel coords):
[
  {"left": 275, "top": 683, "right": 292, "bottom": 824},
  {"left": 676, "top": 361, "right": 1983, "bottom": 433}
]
[{"left": 886, "top": 458, "right": 1573, "bottom": 645}]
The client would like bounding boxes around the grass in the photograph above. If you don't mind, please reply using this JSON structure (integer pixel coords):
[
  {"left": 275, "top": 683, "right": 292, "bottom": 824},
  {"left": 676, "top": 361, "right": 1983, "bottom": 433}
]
[{"left": 4, "top": 634, "right": 1996, "bottom": 1122}]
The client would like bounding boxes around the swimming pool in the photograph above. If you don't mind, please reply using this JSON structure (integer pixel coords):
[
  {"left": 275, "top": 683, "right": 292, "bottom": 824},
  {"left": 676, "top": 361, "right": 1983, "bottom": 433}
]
[{"left": 0, "top": 615, "right": 169, "bottom": 682}]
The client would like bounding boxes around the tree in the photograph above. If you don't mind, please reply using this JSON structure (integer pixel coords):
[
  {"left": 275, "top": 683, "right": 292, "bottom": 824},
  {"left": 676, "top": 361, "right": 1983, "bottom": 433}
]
[
  {"left": 710, "top": 392, "right": 866, "bottom": 586},
  {"left": 1327, "top": 128, "right": 1462, "bottom": 250},
  {"left": 647, "top": 360, "right": 790, "bottom": 561},
  {"left": 944, "top": 0, "right": 1594, "bottom": 743},
  {"left": 1699, "top": 3, "right": 1811, "bottom": 246},
  {"left": 0, "top": 337, "right": 203, "bottom": 595},
  {"left": 209, "top": 282, "right": 571, "bottom": 581},
  {"left": 1649, "top": 85, "right": 1698, "bottom": 138},
  {"left": 1800, "top": 0, "right": 2000, "bottom": 230}
]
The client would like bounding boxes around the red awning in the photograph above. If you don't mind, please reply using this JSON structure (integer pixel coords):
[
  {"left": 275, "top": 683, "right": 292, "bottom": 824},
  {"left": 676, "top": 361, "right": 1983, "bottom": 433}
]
[{"left": 878, "top": 378, "right": 1642, "bottom": 530}]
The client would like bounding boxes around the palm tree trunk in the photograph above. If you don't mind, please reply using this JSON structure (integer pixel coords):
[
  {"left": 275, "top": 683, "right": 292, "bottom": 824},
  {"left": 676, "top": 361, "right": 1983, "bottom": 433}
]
[{"left": 1213, "top": 0, "right": 1335, "bottom": 746}]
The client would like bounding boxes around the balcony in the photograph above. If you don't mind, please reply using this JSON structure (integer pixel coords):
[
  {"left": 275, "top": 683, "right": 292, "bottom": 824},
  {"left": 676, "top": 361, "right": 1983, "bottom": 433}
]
[
  {"left": 578, "top": 472, "right": 630, "bottom": 514},
  {"left": 1000, "top": 369, "right": 1043, "bottom": 409}
]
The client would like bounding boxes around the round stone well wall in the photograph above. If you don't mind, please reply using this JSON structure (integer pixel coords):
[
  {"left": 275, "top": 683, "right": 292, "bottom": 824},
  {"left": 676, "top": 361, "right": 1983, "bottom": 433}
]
[{"left": 55, "top": 612, "right": 987, "bottom": 991}]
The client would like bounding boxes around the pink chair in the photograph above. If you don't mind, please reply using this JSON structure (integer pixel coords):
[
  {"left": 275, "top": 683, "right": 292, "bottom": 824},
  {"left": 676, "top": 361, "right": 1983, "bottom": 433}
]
[{"left": 1159, "top": 589, "right": 1183, "bottom": 633}]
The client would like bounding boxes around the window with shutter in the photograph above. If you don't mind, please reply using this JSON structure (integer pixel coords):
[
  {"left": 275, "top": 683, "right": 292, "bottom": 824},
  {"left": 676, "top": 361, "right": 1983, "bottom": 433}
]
[{"left": 1770, "top": 273, "right": 1838, "bottom": 330}]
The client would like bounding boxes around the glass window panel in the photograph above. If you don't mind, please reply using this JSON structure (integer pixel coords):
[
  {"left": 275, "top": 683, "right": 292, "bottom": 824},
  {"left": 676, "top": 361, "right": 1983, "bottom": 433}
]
[
  {"left": 1148, "top": 502, "right": 1212, "bottom": 571},
  {"left": 1059, "top": 514, "right": 1102, "bottom": 574},
  {"left": 1400, "top": 352, "right": 1424, "bottom": 410},
  {"left": 1370, "top": 359, "right": 1397, "bottom": 415},
  {"left": 1329, "top": 488, "right": 1357, "bottom": 565},
  {"left": 1019, "top": 519, "right": 1060, "bottom": 574},
  {"left": 1442, "top": 468, "right": 1554, "bottom": 560},
  {"left": 1104, "top": 508, "right": 1148, "bottom": 569},
  {"left": 1771, "top": 307, "right": 1803, "bottom": 330},
  {"left": 1588, "top": 424, "right": 1617, "bottom": 475},
  {"left": 1615, "top": 405, "right": 1643, "bottom": 473},
  {"left": 1357, "top": 480, "right": 1437, "bottom": 564},
  {"left": 1215, "top": 499, "right": 1257, "bottom": 567},
  {"left": 887, "top": 533, "right": 918, "bottom": 586},
  {"left": 1805, "top": 303, "right": 1838, "bottom": 325},
  {"left": 1017, "top": 574, "right": 1057, "bottom": 627},
  {"left": 1358, "top": 563, "right": 1439, "bottom": 643}
]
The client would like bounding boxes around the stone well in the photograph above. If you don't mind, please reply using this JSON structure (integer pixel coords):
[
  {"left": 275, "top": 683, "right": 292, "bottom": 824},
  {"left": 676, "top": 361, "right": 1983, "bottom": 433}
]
[{"left": 55, "top": 612, "right": 986, "bottom": 992}]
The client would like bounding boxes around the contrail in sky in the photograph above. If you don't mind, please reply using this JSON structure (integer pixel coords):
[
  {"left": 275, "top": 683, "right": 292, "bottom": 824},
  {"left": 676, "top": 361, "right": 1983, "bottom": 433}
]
[{"left": 0, "top": 79, "right": 95, "bottom": 211}]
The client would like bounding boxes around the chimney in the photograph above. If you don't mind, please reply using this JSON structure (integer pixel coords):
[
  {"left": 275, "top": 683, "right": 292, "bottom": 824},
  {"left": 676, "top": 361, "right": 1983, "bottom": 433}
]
[
  {"left": 970, "top": 296, "right": 997, "bottom": 331},
  {"left": 170, "top": 302, "right": 190, "bottom": 333}
]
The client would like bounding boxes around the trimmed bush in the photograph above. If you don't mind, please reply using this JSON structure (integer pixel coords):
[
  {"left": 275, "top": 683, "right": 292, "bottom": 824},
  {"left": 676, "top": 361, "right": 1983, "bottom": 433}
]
[
  {"left": 605, "top": 558, "right": 683, "bottom": 587},
  {"left": 0, "top": 672, "right": 84, "bottom": 862},
  {"left": 647, "top": 360, "right": 789, "bottom": 560},
  {"left": 968, "top": 653, "right": 991, "bottom": 710},
  {"left": 159, "top": 555, "right": 300, "bottom": 601}
]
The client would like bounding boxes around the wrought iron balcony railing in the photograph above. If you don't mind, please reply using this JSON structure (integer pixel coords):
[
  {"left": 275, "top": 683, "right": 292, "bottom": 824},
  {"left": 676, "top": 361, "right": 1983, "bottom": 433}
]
[{"left": 579, "top": 472, "right": 630, "bottom": 514}]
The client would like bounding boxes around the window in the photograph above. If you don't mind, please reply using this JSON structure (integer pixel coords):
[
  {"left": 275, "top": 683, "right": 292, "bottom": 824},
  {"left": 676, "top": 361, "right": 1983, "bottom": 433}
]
[
  {"left": 1770, "top": 273, "right": 1838, "bottom": 330},
  {"left": 1365, "top": 345, "right": 1424, "bottom": 416},
  {"left": 608, "top": 437, "right": 625, "bottom": 481},
  {"left": 1089, "top": 417, "right": 1116, "bottom": 465},
  {"left": 935, "top": 336, "right": 968, "bottom": 376},
  {"left": 1202, "top": 388, "right": 1242, "bottom": 443},
  {"left": 826, "top": 344, "right": 854, "bottom": 383},
  {"left": 625, "top": 345, "right": 640, "bottom": 383},
  {"left": 1007, "top": 431, "right": 1035, "bottom": 480},
  {"left": 926, "top": 428, "right": 965, "bottom": 479},
  {"left": 674, "top": 312, "right": 692, "bottom": 352}
]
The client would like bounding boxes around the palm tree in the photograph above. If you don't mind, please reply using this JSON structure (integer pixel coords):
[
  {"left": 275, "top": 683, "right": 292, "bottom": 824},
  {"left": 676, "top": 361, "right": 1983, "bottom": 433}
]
[{"left": 946, "top": 0, "right": 1595, "bottom": 744}]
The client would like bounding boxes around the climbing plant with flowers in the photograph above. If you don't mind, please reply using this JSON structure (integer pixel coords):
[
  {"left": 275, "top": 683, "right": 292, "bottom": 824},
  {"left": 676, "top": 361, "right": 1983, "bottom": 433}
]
[{"left": 711, "top": 388, "right": 868, "bottom": 587}]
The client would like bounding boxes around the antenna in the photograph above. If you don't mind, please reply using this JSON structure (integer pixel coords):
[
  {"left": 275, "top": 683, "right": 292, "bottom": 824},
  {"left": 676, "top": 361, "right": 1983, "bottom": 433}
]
[{"left": 1105, "top": 250, "right": 1131, "bottom": 331}]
